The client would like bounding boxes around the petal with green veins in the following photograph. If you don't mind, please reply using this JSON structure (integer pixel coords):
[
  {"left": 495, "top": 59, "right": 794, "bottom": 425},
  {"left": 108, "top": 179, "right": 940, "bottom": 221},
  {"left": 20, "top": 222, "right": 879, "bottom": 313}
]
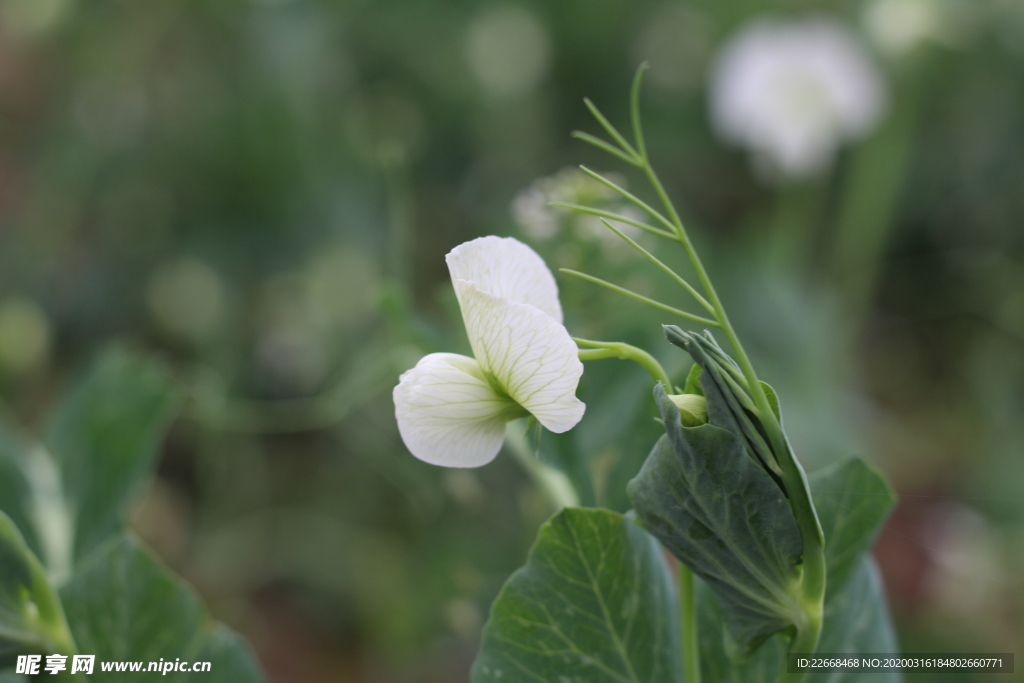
[
  {"left": 447, "top": 235, "right": 563, "bottom": 323},
  {"left": 454, "top": 282, "right": 584, "bottom": 433},
  {"left": 393, "top": 353, "right": 518, "bottom": 467}
]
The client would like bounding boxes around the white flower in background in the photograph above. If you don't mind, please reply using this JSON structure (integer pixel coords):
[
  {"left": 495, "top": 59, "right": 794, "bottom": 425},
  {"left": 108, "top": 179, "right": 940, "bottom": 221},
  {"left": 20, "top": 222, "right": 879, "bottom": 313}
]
[
  {"left": 464, "top": 4, "right": 551, "bottom": 98},
  {"left": 510, "top": 181, "right": 559, "bottom": 241},
  {"left": 710, "top": 16, "right": 887, "bottom": 179},
  {"left": 511, "top": 168, "right": 645, "bottom": 259},
  {"left": 863, "top": 0, "right": 943, "bottom": 56},
  {"left": 394, "top": 236, "right": 584, "bottom": 467},
  {"left": 862, "top": 0, "right": 979, "bottom": 57}
]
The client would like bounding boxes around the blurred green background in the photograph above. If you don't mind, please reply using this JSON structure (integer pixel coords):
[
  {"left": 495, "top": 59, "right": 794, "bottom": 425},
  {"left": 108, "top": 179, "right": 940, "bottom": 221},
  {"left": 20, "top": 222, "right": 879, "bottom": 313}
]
[{"left": 0, "top": 0, "right": 1021, "bottom": 680}]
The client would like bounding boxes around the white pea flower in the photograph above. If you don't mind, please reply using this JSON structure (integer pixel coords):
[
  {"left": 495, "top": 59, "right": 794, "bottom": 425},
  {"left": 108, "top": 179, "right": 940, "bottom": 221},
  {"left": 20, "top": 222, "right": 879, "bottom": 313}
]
[
  {"left": 710, "top": 16, "right": 886, "bottom": 179},
  {"left": 394, "top": 236, "right": 585, "bottom": 467}
]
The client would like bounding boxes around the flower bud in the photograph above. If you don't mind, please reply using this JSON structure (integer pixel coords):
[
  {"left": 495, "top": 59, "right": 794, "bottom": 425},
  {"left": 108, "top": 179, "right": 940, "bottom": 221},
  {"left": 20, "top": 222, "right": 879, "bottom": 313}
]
[
  {"left": 664, "top": 325, "right": 782, "bottom": 475},
  {"left": 667, "top": 393, "right": 708, "bottom": 427}
]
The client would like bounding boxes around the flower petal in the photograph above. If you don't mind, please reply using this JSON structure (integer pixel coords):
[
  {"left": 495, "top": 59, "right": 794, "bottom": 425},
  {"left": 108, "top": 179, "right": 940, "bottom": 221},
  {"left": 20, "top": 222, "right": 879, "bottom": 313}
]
[
  {"left": 393, "top": 353, "right": 515, "bottom": 468},
  {"left": 455, "top": 282, "right": 585, "bottom": 433},
  {"left": 446, "top": 236, "right": 563, "bottom": 323}
]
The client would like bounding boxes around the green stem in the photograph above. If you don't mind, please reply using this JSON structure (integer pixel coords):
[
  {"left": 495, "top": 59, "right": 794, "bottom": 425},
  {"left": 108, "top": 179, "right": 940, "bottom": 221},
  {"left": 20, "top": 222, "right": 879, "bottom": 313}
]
[
  {"left": 576, "top": 340, "right": 672, "bottom": 387},
  {"left": 642, "top": 141, "right": 826, "bottom": 669},
  {"left": 29, "top": 556, "right": 78, "bottom": 658},
  {"left": 763, "top": 179, "right": 826, "bottom": 277},
  {"left": 505, "top": 421, "right": 579, "bottom": 509},
  {"left": 640, "top": 81, "right": 825, "bottom": 673},
  {"left": 679, "top": 564, "right": 701, "bottom": 683},
  {"left": 578, "top": 74, "right": 827, "bottom": 678},
  {"left": 831, "top": 61, "right": 928, "bottom": 329},
  {"left": 0, "top": 512, "right": 78, "bottom": 657}
]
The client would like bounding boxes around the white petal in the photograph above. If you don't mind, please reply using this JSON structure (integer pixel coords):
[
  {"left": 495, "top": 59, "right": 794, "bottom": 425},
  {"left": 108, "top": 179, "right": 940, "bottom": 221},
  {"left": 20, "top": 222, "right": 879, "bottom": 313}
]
[
  {"left": 393, "top": 353, "right": 515, "bottom": 468},
  {"left": 446, "top": 236, "right": 563, "bottom": 323},
  {"left": 454, "top": 282, "right": 584, "bottom": 433}
]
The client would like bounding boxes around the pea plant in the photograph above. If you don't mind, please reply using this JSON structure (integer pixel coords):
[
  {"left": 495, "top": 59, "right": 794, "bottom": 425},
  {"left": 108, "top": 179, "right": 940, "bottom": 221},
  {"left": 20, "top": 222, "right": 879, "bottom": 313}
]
[
  {"left": 0, "top": 349, "right": 264, "bottom": 682},
  {"left": 394, "top": 67, "right": 900, "bottom": 683}
]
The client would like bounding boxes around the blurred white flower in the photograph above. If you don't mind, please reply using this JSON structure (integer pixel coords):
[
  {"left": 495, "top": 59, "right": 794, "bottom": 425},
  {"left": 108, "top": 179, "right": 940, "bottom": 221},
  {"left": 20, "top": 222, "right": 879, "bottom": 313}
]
[
  {"left": 863, "top": 0, "right": 981, "bottom": 56},
  {"left": 926, "top": 503, "right": 1004, "bottom": 628},
  {"left": 572, "top": 205, "right": 646, "bottom": 261},
  {"left": 464, "top": 5, "right": 550, "bottom": 98},
  {"left": 863, "top": 0, "right": 943, "bottom": 56},
  {"left": 511, "top": 167, "right": 645, "bottom": 259},
  {"left": 394, "top": 236, "right": 584, "bottom": 468},
  {"left": 510, "top": 182, "right": 559, "bottom": 241},
  {"left": 710, "top": 16, "right": 887, "bottom": 179}
]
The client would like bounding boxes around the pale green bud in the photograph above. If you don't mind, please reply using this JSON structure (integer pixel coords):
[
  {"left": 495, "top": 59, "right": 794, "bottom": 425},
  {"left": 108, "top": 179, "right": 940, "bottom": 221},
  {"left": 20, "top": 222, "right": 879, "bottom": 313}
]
[{"left": 667, "top": 393, "right": 708, "bottom": 427}]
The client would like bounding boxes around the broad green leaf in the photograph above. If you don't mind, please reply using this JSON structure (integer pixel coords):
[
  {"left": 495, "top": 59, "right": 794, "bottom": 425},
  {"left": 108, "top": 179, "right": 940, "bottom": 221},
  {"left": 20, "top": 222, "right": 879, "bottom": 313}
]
[
  {"left": 809, "top": 558, "right": 900, "bottom": 682},
  {"left": 810, "top": 458, "right": 896, "bottom": 595},
  {"left": 0, "top": 511, "right": 75, "bottom": 660},
  {"left": 472, "top": 507, "right": 681, "bottom": 683},
  {"left": 697, "top": 558, "right": 900, "bottom": 683},
  {"left": 0, "top": 348, "right": 263, "bottom": 681},
  {"left": 695, "top": 575, "right": 785, "bottom": 683},
  {"left": 628, "top": 384, "right": 803, "bottom": 655},
  {"left": 45, "top": 346, "right": 179, "bottom": 567},
  {"left": 0, "top": 673, "right": 28, "bottom": 682},
  {"left": 59, "top": 535, "right": 264, "bottom": 683}
]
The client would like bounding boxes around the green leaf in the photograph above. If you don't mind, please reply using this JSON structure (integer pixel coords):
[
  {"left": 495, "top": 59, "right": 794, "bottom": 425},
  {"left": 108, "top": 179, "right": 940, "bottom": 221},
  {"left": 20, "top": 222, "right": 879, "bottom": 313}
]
[
  {"left": 0, "top": 348, "right": 264, "bottom": 681},
  {"left": 695, "top": 575, "right": 785, "bottom": 683},
  {"left": 810, "top": 457, "right": 897, "bottom": 595},
  {"left": 196, "top": 626, "right": 267, "bottom": 681},
  {"left": 628, "top": 384, "right": 803, "bottom": 655},
  {"left": 45, "top": 346, "right": 179, "bottom": 567},
  {"left": 696, "top": 558, "right": 900, "bottom": 683},
  {"left": 681, "top": 363, "right": 702, "bottom": 396},
  {"left": 0, "top": 672, "right": 28, "bottom": 682},
  {"left": 472, "top": 507, "right": 681, "bottom": 683},
  {"left": 0, "top": 511, "right": 75, "bottom": 660},
  {"left": 809, "top": 558, "right": 900, "bottom": 682},
  {"left": 59, "top": 535, "right": 264, "bottom": 683},
  {"left": 664, "top": 327, "right": 823, "bottom": 541}
]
